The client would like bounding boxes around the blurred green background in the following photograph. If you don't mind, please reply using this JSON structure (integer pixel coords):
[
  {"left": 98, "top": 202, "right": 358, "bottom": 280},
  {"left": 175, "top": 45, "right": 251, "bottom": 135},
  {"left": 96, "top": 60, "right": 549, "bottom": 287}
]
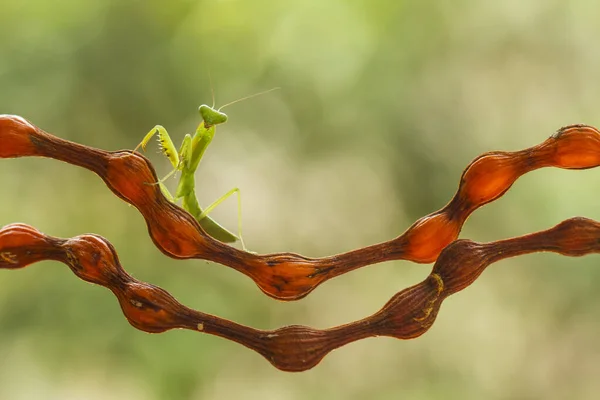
[{"left": 2, "top": 0, "right": 600, "bottom": 399}]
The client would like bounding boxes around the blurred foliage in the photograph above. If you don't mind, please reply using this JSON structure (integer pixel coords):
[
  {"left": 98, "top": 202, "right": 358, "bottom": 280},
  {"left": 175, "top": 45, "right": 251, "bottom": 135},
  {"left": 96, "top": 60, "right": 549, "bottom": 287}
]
[{"left": 2, "top": 0, "right": 600, "bottom": 399}]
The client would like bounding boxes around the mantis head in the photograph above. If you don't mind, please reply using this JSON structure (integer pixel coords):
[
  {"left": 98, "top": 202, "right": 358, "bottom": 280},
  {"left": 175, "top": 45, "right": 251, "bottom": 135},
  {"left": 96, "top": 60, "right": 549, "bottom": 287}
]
[{"left": 198, "top": 105, "right": 228, "bottom": 127}]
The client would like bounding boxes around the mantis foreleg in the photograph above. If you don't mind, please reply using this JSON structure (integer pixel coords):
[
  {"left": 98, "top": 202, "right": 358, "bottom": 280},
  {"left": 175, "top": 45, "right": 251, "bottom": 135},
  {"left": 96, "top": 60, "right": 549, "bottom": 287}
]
[
  {"left": 136, "top": 128, "right": 191, "bottom": 185},
  {"left": 133, "top": 125, "right": 180, "bottom": 169}
]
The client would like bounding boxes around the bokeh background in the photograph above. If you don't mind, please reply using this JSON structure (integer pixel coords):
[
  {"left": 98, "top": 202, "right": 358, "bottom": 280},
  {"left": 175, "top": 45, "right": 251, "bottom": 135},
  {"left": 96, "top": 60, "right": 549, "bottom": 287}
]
[{"left": 1, "top": 0, "right": 600, "bottom": 399}]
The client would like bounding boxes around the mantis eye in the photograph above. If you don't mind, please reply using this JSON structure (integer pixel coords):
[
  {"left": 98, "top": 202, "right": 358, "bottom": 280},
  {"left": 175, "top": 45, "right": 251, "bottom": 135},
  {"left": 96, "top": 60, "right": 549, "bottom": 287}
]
[{"left": 199, "top": 105, "right": 228, "bottom": 126}]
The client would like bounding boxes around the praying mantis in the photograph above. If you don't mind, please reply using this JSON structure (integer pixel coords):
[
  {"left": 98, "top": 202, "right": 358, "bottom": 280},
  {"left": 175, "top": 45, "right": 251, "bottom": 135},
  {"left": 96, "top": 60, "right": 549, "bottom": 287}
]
[{"left": 133, "top": 88, "right": 278, "bottom": 251}]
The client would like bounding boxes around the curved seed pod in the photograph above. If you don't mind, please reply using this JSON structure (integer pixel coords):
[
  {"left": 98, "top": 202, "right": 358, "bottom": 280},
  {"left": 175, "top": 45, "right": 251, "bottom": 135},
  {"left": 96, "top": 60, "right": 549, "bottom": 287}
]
[
  {"left": 1, "top": 217, "right": 599, "bottom": 371},
  {"left": 2, "top": 115, "right": 600, "bottom": 300}
]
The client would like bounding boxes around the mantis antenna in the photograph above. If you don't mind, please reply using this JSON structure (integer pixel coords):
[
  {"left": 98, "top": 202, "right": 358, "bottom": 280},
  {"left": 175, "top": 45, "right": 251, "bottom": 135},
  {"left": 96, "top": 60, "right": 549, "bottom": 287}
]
[
  {"left": 208, "top": 69, "right": 216, "bottom": 109},
  {"left": 218, "top": 87, "right": 281, "bottom": 111},
  {"left": 206, "top": 67, "right": 278, "bottom": 111}
]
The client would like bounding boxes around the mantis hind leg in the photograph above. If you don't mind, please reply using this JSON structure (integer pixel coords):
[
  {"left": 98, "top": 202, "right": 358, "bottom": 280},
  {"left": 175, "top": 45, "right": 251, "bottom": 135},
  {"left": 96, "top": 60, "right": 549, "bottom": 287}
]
[
  {"left": 158, "top": 182, "right": 175, "bottom": 202},
  {"left": 199, "top": 187, "right": 248, "bottom": 252},
  {"left": 182, "top": 193, "right": 239, "bottom": 245}
]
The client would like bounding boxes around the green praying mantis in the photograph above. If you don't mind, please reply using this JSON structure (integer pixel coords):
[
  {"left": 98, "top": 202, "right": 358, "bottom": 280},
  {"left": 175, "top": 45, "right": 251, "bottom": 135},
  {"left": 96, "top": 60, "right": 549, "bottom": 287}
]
[{"left": 133, "top": 88, "right": 278, "bottom": 252}]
